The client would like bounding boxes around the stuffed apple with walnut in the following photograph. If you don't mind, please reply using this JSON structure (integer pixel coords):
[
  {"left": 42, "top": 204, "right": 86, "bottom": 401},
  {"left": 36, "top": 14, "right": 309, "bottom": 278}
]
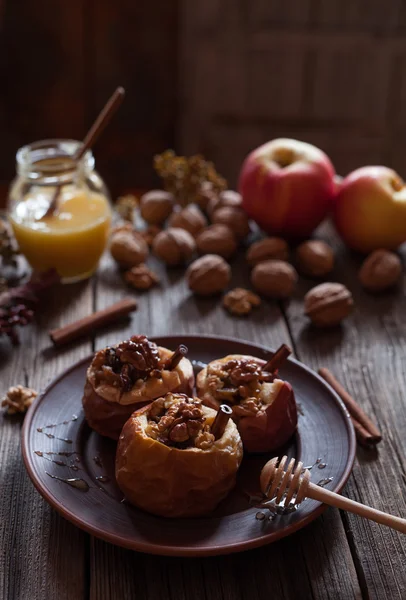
[
  {"left": 115, "top": 393, "right": 243, "bottom": 517},
  {"left": 82, "top": 336, "right": 194, "bottom": 440},
  {"left": 196, "top": 345, "right": 297, "bottom": 453}
]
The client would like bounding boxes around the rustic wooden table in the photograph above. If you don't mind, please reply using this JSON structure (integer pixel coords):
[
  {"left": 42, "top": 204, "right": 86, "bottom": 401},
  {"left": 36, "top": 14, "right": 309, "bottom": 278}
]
[{"left": 1, "top": 223, "right": 406, "bottom": 600}]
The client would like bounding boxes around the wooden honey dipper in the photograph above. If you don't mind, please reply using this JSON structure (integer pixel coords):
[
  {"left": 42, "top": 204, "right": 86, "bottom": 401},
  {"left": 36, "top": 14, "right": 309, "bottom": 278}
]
[{"left": 260, "top": 456, "right": 406, "bottom": 534}]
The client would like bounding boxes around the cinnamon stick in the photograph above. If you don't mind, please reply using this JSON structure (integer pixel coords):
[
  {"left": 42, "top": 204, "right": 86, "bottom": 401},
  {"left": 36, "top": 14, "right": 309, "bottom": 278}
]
[
  {"left": 351, "top": 417, "right": 381, "bottom": 447},
  {"left": 167, "top": 345, "right": 188, "bottom": 370},
  {"left": 211, "top": 404, "right": 233, "bottom": 440},
  {"left": 262, "top": 343, "right": 292, "bottom": 374},
  {"left": 49, "top": 298, "right": 137, "bottom": 346},
  {"left": 318, "top": 367, "right": 382, "bottom": 445}
]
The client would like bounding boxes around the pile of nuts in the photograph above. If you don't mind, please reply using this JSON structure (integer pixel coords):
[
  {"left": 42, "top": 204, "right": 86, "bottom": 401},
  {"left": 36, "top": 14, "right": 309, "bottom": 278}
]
[{"left": 108, "top": 154, "right": 404, "bottom": 328}]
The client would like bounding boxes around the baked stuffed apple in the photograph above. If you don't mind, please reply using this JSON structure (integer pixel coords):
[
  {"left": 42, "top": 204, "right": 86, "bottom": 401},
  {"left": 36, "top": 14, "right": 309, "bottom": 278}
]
[
  {"left": 196, "top": 344, "right": 297, "bottom": 453},
  {"left": 82, "top": 335, "right": 194, "bottom": 440},
  {"left": 115, "top": 393, "right": 243, "bottom": 517}
]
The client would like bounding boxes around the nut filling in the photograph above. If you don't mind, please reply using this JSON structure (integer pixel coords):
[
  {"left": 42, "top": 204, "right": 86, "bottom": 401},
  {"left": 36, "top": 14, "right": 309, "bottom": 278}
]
[
  {"left": 146, "top": 393, "right": 215, "bottom": 449},
  {"left": 207, "top": 358, "right": 275, "bottom": 416},
  {"left": 94, "top": 335, "right": 173, "bottom": 392}
]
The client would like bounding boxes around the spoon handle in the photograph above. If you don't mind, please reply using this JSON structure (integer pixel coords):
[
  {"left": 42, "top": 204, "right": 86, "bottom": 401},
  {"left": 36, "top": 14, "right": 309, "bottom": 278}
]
[{"left": 308, "top": 482, "right": 406, "bottom": 534}]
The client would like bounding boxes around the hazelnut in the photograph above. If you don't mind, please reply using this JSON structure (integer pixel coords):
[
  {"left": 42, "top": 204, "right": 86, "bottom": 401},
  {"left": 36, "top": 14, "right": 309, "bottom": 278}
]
[
  {"left": 251, "top": 260, "right": 297, "bottom": 299},
  {"left": 304, "top": 282, "right": 353, "bottom": 327},
  {"left": 140, "top": 190, "right": 174, "bottom": 225},
  {"left": 212, "top": 206, "right": 250, "bottom": 240},
  {"left": 186, "top": 254, "right": 231, "bottom": 296},
  {"left": 359, "top": 249, "right": 402, "bottom": 292},
  {"left": 110, "top": 227, "right": 149, "bottom": 268},
  {"left": 124, "top": 264, "right": 159, "bottom": 290},
  {"left": 246, "top": 238, "right": 289, "bottom": 266},
  {"left": 168, "top": 205, "right": 207, "bottom": 236},
  {"left": 207, "top": 189, "right": 242, "bottom": 217},
  {"left": 296, "top": 240, "right": 334, "bottom": 278},
  {"left": 152, "top": 227, "right": 196, "bottom": 266},
  {"left": 223, "top": 288, "right": 261, "bottom": 316},
  {"left": 196, "top": 224, "right": 237, "bottom": 260}
]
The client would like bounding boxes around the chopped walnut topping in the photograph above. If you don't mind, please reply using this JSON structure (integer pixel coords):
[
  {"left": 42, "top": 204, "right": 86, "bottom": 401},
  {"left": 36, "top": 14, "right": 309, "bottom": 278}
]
[
  {"left": 206, "top": 358, "right": 274, "bottom": 407},
  {"left": 95, "top": 335, "right": 163, "bottom": 392},
  {"left": 124, "top": 264, "right": 160, "bottom": 290},
  {"left": 223, "top": 287, "right": 261, "bottom": 316},
  {"left": 1, "top": 385, "right": 37, "bottom": 414},
  {"left": 145, "top": 393, "right": 215, "bottom": 449}
]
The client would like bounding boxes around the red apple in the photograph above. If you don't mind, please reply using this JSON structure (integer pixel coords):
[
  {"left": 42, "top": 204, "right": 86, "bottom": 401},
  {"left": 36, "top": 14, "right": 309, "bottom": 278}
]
[
  {"left": 238, "top": 138, "right": 336, "bottom": 238},
  {"left": 333, "top": 166, "right": 406, "bottom": 253}
]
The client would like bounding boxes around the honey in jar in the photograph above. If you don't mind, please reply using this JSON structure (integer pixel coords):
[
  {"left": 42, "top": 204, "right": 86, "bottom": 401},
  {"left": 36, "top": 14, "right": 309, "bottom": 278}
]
[{"left": 8, "top": 139, "right": 112, "bottom": 283}]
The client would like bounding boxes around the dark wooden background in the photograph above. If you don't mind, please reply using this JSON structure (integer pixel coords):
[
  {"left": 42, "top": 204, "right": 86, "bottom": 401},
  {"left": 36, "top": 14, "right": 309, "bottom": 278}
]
[{"left": 2, "top": 0, "right": 406, "bottom": 196}]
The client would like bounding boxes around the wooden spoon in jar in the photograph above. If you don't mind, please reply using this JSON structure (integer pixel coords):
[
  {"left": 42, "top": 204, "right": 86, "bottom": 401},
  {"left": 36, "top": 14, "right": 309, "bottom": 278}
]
[{"left": 39, "top": 86, "right": 125, "bottom": 220}]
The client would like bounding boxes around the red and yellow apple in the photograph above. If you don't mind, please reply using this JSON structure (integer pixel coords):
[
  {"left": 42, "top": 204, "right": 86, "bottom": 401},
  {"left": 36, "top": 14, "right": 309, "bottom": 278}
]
[
  {"left": 333, "top": 166, "right": 406, "bottom": 253},
  {"left": 238, "top": 138, "right": 336, "bottom": 239}
]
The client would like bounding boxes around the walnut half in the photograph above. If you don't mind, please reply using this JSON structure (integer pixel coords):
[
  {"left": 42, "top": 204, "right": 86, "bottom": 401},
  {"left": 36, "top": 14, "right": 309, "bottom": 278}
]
[
  {"left": 223, "top": 288, "right": 261, "bottom": 316},
  {"left": 1, "top": 385, "right": 37, "bottom": 414}
]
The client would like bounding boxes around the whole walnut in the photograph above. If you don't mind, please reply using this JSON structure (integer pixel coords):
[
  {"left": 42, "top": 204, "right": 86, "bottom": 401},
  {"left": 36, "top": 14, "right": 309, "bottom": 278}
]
[
  {"left": 186, "top": 254, "right": 231, "bottom": 296},
  {"left": 296, "top": 240, "right": 334, "bottom": 278},
  {"left": 246, "top": 237, "right": 289, "bottom": 266},
  {"left": 195, "top": 181, "right": 218, "bottom": 212},
  {"left": 152, "top": 227, "right": 196, "bottom": 266},
  {"left": 168, "top": 205, "right": 207, "bottom": 237},
  {"left": 359, "top": 249, "right": 402, "bottom": 292},
  {"left": 304, "top": 282, "right": 353, "bottom": 327},
  {"left": 251, "top": 260, "right": 297, "bottom": 298},
  {"left": 196, "top": 224, "right": 237, "bottom": 260},
  {"left": 212, "top": 206, "right": 250, "bottom": 240},
  {"left": 110, "top": 226, "right": 149, "bottom": 268},
  {"left": 140, "top": 190, "right": 174, "bottom": 225},
  {"left": 207, "top": 189, "right": 242, "bottom": 217}
]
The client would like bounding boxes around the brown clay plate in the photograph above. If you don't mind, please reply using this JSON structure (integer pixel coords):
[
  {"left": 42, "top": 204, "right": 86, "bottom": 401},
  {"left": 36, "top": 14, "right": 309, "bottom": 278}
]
[{"left": 22, "top": 335, "right": 356, "bottom": 556}]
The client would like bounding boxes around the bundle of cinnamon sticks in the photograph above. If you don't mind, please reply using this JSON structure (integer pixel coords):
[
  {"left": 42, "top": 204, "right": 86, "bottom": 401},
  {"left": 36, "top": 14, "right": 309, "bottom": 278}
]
[{"left": 318, "top": 367, "right": 382, "bottom": 447}]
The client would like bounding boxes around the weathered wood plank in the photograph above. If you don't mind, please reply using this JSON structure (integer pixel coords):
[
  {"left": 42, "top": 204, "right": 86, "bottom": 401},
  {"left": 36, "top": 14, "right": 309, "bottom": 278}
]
[
  {"left": 89, "top": 249, "right": 361, "bottom": 599},
  {"left": 0, "top": 277, "right": 92, "bottom": 600},
  {"left": 285, "top": 222, "right": 406, "bottom": 599}
]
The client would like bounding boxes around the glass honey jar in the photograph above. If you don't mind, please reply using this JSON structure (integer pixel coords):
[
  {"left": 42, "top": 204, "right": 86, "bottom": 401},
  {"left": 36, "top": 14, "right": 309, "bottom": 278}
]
[{"left": 8, "top": 139, "right": 112, "bottom": 283}]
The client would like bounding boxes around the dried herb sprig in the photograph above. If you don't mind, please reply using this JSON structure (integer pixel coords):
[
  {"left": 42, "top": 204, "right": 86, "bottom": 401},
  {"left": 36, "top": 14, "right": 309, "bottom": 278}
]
[
  {"left": 0, "top": 269, "right": 60, "bottom": 344},
  {"left": 154, "top": 149, "right": 227, "bottom": 207}
]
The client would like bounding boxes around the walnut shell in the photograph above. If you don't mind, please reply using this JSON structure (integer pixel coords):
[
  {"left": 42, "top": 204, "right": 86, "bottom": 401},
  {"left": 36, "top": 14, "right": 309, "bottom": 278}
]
[
  {"left": 186, "top": 254, "right": 231, "bottom": 296},
  {"left": 251, "top": 260, "right": 297, "bottom": 298},
  {"left": 359, "top": 249, "right": 402, "bottom": 292},
  {"left": 296, "top": 240, "right": 334, "bottom": 277},
  {"left": 168, "top": 205, "right": 207, "bottom": 236},
  {"left": 140, "top": 190, "right": 174, "bottom": 225},
  {"left": 207, "top": 189, "right": 242, "bottom": 217},
  {"left": 212, "top": 206, "right": 250, "bottom": 240},
  {"left": 196, "top": 224, "right": 237, "bottom": 259},
  {"left": 304, "top": 282, "right": 353, "bottom": 327},
  {"left": 152, "top": 227, "right": 196, "bottom": 266},
  {"left": 110, "top": 227, "right": 149, "bottom": 268},
  {"left": 246, "top": 237, "right": 289, "bottom": 266}
]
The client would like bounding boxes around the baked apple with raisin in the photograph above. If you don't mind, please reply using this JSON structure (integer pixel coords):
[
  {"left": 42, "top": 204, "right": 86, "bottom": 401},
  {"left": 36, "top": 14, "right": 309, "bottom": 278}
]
[
  {"left": 115, "top": 393, "right": 243, "bottom": 517},
  {"left": 82, "top": 336, "right": 194, "bottom": 440},
  {"left": 196, "top": 344, "right": 297, "bottom": 453}
]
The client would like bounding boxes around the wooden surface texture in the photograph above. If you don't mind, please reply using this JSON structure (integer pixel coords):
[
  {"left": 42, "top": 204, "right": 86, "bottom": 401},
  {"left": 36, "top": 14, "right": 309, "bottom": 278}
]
[{"left": 1, "top": 221, "right": 406, "bottom": 599}]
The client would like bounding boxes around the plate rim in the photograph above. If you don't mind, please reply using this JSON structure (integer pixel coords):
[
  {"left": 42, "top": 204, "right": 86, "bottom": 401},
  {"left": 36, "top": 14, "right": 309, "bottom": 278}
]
[{"left": 21, "top": 334, "right": 356, "bottom": 556}]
